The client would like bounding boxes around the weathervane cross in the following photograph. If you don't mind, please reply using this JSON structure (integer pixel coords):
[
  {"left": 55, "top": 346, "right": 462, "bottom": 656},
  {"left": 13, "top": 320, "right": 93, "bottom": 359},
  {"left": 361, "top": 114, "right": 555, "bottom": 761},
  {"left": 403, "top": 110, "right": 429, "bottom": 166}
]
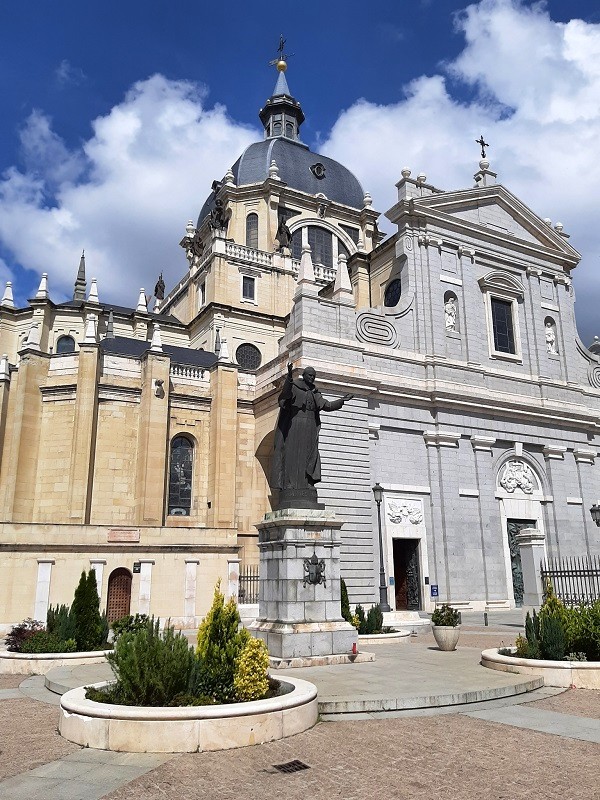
[{"left": 476, "top": 134, "right": 490, "bottom": 159}]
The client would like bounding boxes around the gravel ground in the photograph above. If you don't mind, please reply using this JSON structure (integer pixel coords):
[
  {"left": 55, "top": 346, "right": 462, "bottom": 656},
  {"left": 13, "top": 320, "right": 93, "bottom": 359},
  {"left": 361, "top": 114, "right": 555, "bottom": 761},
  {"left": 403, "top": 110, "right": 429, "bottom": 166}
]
[
  {"left": 409, "top": 629, "right": 515, "bottom": 653},
  {"left": 0, "top": 697, "right": 79, "bottom": 780},
  {"left": 527, "top": 688, "right": 600, "bottom": 719},
  {"left": 0, "top": 674, "right": 25, "bottom": 689},
  {"left": 104, "top": 714, "right": 600, "bottom": 800}
]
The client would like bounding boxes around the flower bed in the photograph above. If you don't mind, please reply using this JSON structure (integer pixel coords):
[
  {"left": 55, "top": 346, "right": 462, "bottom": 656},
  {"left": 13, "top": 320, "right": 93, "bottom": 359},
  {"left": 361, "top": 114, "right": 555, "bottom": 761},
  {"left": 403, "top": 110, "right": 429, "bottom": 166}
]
[
  {"left": 0, "top": 648, "right": 111, "bottom": 675},
  {"left": 59, "top": 677, "right": 318, "bottom": 752},
  {"left": 358, "top": 629, "right": 410, "bottom": 644},
  {"left": 481, "top": 648, "right": 600, "bottom": 689}
]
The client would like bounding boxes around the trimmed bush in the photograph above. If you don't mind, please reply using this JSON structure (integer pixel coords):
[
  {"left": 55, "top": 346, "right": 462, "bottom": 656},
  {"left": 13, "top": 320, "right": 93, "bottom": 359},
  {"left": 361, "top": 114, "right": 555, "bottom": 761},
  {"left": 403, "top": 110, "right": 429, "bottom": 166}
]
[
  {"left": 431, "top": 604, "right": 460, "bottom": 627},
  {"left": 234, "top": 637, "right": 270, "bottom": 701},
  {"left": 47, "top": 604, "right": 75, "bottom": 642},
  {"left": 340, "top": 578, "right": 352, "bottom": 624},
  {"left": 111, "top": 614, "right": 150, "bottom": 641},
  {"left": 72, "top": 570, "right": 105, "bottom": 652},
  {"left": 365, "top": 604, "right": 384, "bottom": 635},
  {"left": 354, "top": 604, "right": 366, "bottom": 634},
  {"left": 540, "top": 614, "right": 566, "bottom": 660},
  {"left": 20, "top": 631, "right": 76, "bottom": 654}
]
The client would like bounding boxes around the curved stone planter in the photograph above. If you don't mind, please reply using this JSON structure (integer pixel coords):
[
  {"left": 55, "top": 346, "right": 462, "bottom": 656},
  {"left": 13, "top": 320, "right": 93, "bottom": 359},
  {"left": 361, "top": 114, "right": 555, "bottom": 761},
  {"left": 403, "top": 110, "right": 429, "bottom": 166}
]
[
  {"left": 482, "top": 648, "right": 600, "bottom": 689},
  {"left": 358, "top": 630, "right": 410, "bottom": 645},
  {"left": 59, "top": 676, "right": 318, "bottom": 753},
  {"left": 432, "top": 625, "right": 460, "bottom": 652},
  {"left": 0, "top": 649, "right": 111, "bottom": 675}
]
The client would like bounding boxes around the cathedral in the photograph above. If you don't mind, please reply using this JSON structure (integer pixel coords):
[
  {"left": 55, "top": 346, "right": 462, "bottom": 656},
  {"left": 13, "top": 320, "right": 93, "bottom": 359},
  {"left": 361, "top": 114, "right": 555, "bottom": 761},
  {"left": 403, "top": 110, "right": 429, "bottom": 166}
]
[{"left": 1, "top": 53, "right": 599, "bottom": 632}]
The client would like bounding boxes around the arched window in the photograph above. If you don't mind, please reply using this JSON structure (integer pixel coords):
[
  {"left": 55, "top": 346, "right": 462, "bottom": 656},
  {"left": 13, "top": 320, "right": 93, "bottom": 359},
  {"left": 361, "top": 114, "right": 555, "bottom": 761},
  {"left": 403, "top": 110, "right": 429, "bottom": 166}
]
[
  {"left": 168, "top": 436, "right": 194, "bottom": 516},
  {"left": 308, "top": 226, "right": 333, "bottom": 268},
  {"left": 56, "top": 335, "right": 76, "bottom": 354},
  {"left": 285, "top": 121, "right": 294, "bottom": 138},
  {"left": 236, "top": 343, "right": 262, "bottom": 370},
  {"left": 245, "top": 213, "right": 258, "bottom": 249},
  {"left": 291, "top": 229, "right": 303, "bottom": 261},
  {"left": 384, "top": 279, "right": 402, "bottom": 308}
]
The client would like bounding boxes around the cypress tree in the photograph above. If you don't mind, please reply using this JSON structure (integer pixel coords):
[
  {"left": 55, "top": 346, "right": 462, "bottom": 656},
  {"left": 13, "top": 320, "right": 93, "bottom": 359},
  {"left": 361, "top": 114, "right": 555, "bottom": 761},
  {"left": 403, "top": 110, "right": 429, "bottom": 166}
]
[{"left": 72, "top": 569, "right": 103, "bottom": 651}]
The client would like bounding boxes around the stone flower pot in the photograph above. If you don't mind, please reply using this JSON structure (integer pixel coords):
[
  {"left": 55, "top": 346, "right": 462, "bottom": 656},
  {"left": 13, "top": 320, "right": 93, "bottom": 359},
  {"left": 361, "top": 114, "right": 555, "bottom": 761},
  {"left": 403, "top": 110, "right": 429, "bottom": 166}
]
[{"left": 432, "top": 625, "right": 460, "bottom": 651}]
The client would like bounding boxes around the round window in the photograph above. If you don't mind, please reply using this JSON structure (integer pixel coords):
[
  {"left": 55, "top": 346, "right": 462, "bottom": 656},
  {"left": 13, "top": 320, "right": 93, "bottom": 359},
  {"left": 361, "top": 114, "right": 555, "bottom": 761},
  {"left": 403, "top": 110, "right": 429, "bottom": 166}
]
[
  {"left": 236, "top": 343, "right": 262, "bottom": 370},
  {"left": 384, "top": 279, "right": 401, "bottom": 307}
]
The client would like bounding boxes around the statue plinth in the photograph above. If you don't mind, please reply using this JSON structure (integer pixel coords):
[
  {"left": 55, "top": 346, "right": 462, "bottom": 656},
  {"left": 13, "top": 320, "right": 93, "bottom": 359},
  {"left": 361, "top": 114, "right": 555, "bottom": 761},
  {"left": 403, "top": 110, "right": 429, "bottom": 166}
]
[{"left": 249, "top": 508, "right": 359, "bottom": 664}]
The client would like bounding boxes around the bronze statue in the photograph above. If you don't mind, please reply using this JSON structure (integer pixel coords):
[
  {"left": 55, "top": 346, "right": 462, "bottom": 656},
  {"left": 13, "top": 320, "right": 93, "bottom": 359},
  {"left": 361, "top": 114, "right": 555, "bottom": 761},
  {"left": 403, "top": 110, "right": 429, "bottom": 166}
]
[
  {"left": 271, "top": 363, "right": 353, "bottom": 509},
  {"left": 154, "top": 273, "right": 165, "bottom": 301},
  {"left": 276, "top": 217, "right": 292, "bottom": 251},
  {"left": 209, "top": 198, "right": 227, "bottom": 231}
]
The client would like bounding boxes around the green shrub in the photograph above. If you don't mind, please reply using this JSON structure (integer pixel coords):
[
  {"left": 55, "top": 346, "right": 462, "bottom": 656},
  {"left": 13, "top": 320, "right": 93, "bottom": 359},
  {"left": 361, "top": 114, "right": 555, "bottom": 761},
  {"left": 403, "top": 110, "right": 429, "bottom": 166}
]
[
  {"left": 111, "top": 614, "right": 150, "bottom": 641},
  {"left": 98, "top": 617, "right": 197, "bottom": 706},
  {"left": 539, "top": 614, "right": 566, "bottom": 660},
  {"left": 523, "top": 610, "right": 541, "bottom": 658},
  {"left": 340, "top": 578, "right": 352, "bottom": 624},
  {"left": 365, "top": 604, "right": 384, "bottom": 634},
  {"left": 195, "top": 581, "right": 250, "bottom": 703},
  {"left": 354, "top": 604, "right": 367, "bottom": 634},
  {"left": 72, "top": 570, "right": 105, "bottom": 651},
  {"left": 4, "top": 619, "right": 44, "bottom": 652},
  {"left": 47, "top": 604, "right": 75, "bottom": 642},
  {"left": 431, "top": 604, "right": 460, "bottom": 627},
  {"left": 20, "top": 631, "right": 76, "bottom": 654},
  {"left": 233, "top": 637, "right": 270, "bottom": 701},
  {"left": 564, "top": 600, "right": 600, "bottom": 661}
]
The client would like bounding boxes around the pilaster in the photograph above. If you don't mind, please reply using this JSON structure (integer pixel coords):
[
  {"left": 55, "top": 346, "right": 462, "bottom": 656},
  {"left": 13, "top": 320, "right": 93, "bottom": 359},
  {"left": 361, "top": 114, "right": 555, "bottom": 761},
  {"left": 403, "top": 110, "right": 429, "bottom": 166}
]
[
  {"left": 207, "top": 362, "right": 238, "bottom": 529},
  {"left": 135, "top": 351, "right": 171, "bottom": 525},
  {"left": 348, "top": 251, "right": 370, "bottom": 310},
  {"left": 67, "top": 343, "right": 100, "bottom": 522}
]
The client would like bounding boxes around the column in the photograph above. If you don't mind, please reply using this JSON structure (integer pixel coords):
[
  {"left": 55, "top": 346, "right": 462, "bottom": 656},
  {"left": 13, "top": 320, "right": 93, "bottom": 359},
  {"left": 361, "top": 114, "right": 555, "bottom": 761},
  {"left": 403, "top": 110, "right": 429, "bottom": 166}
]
[
  {"left": 138, "top": 560, "right": 154, "bottom": 615},
  {"left": 89, "top": 560, "right": 106, "bottom": 600},
  {"left": 34, "top": 559, "right": 54, "bottom": 621},
  {"left": 184, "top": 560, "right": 199, "bottom": 624},
  {"left": 227, "top": 557, "right": 240, "bottom": 603},
  {"left": 516, "top": 528, "right": 545, "bottom": 609}
]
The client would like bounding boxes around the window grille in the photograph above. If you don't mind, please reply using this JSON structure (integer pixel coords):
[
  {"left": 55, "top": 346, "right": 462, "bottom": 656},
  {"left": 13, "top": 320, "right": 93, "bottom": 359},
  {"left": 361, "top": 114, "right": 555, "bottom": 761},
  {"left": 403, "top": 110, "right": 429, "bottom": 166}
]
[
  {"left": 307, "top": 226, "right": 333, "bottom": 268},
  {"left": 245, "top": 213, "right": 258, "bottom": 249},
  {"left": 56, "top": 335, "right": 75, "bottom": 354},
  {"left": 384, "top": 279, "right": 401, "bottom": 307},
  {"left": 236, "top": 343, "right": 261, "bottom": 370},
  {"left": 242, "top": 275, "right": 255, "bottom": 301},
  {"left": 168, "top": 436, "right": 193, "bottom": 516}
]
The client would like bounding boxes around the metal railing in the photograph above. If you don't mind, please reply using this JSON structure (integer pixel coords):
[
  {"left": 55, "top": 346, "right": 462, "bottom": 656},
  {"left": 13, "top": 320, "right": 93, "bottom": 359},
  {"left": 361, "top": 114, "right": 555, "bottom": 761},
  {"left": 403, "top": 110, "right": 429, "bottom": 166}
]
[
  {"left": 238, "top": 564, "right": 259, "bottom": 605},
  {"left": 541, "top": 555, "right": 600, "bottom": 606}
]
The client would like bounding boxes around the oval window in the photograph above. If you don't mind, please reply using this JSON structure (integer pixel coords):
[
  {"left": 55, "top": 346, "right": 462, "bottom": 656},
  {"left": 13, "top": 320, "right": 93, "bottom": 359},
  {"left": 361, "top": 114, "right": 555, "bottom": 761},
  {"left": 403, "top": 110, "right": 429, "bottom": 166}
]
[
  {"left": 236, "top": 343, "right": 262, "bottom": 370},
  {"left": 384, "top": 279, "right": 401, "bottom": 307}
]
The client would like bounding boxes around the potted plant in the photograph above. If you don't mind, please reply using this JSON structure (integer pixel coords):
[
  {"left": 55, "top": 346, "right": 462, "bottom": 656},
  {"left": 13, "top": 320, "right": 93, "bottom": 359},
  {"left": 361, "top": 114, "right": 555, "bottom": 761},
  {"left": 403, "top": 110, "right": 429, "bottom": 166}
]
[{"left": 431, "top": 603, "right": 460, "bottom": 651}]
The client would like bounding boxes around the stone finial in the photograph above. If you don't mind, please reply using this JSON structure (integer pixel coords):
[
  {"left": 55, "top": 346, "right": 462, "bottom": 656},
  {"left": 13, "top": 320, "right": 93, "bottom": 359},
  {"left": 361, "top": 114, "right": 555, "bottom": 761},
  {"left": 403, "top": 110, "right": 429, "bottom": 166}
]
[
  {"left": 150, "top": 322, "right": 163, "bottom": 353},
  {"left": 106, "top": 309, "right": 115, "bottom": 339},
  {"left": 1, "top": 281, "right": 15, "bottom": 308},
  {"left": 363, "top": 192, "right": 372, "bottom": 207},
  {"left": 224, "top": 168, "right": 235, "bottom": 186},
  {"left": 479, "top": 158, "right": 490, "bottom": 171},
  {"left": 543, "top": 218, "right": 552, "bottom": 226},
  {"left": 554, "top": 222, "right": 564, "bottom": 233},
  {"left": 268, "top": 159, "right": 280, "bottom": 180},
  {"left": 214, "top": 327, "right": 221, "bottom": 355},
  {"left": 136, "top": 288, "right": 148, "bottom": 314},
  {"left": 35, "top": 273, "right": 49, "bottom": 300},
  {"left": 295, "top": 244, "right": 316, "bottom": 296},
  {"left": 153, "top": 297, "right": 162, "bottom": 313},
  {"left": 185, "top": 220, "right": 195, "bottom": 237},
  {"left": 333, "top": 253, "right": 353, "bottom": 304},
  {"left": 218, "top": 337, "right": 230, "bottom": 362},
  {"left": 25, "top": 322, "right": 41, "bottom": 350},
  {"left": 0, "top": 354, "right": 9, "bottom": 381},
  {"left": 416, "top": 173, "right": 427, "bottom": 185},
  {"left": 88, "top": 278, "right": 99, "bottom": 304},
  {"left": 400, "top": 168, "right": 411, "bottom": 179},
  {"left": 83, "top": 313, "right": 98, "bottom": 344}
]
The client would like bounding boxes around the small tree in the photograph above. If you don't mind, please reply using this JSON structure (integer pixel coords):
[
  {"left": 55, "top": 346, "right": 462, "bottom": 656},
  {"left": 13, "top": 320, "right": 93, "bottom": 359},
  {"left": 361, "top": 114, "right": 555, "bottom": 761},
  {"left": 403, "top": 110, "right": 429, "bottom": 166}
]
[
  {"left": 233, "top": 637, "right": 270, "bottom": 701},
  {"left": 340, "top": 578, "right": 352, "bottom": 623},
  {"left": 71, "top": 570, "right": 103, "bottom": 651}
]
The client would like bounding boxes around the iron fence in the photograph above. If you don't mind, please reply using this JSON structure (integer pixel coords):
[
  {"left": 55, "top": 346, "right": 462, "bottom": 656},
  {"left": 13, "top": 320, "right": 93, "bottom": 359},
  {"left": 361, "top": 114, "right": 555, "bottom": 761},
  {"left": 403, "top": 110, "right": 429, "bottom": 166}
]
[
  {"left": 238, "top": 564, "right": 259, "bottom": 605},
  {"left": 541, "top": 555, "right": 600, "bottom": 606}
]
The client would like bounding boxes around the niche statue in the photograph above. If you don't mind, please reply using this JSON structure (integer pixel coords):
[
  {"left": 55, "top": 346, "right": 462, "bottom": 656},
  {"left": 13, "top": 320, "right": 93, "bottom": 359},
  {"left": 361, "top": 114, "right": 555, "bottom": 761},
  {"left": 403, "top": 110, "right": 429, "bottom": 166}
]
[{"left": 271, "top": 363, "right": 353, "bottom": 509}]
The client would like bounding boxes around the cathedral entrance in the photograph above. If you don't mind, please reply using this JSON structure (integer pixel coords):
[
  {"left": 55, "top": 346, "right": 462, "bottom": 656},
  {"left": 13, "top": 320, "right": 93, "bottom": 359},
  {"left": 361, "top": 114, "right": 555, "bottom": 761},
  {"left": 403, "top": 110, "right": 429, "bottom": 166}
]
[
  {"left": 506, "top": 519, "right": 535, "bottom": 607},
  {"left": 107, "top": 568, "right": 132, "bottom": 623},
  {"left": 392, "top": 539, "right": 421, "bottom": 611}
]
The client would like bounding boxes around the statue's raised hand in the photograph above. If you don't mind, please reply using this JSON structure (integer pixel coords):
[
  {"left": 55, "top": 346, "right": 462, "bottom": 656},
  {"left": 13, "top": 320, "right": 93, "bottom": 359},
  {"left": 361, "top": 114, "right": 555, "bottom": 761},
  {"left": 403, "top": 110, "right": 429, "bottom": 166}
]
[
  {"left": 287, "top": 362, "right": 294, "bottom": 378},
  {"left": 342, "top": 393, "right": 354, "bottom": 403}
]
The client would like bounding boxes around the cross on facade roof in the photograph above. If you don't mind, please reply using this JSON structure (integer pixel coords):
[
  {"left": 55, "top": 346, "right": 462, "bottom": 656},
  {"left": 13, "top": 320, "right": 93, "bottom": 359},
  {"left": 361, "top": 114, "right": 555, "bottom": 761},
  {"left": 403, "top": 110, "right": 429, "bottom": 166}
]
[{"left": 476, "top": 134, "right": 490, "bottom": 159}]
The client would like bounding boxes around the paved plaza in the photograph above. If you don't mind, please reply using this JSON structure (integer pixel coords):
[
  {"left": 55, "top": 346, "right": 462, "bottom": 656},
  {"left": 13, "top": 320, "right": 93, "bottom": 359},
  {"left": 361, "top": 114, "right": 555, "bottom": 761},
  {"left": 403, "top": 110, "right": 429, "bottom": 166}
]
[{"left": 1, "top": 620, "right": 600, "bottom": 799}]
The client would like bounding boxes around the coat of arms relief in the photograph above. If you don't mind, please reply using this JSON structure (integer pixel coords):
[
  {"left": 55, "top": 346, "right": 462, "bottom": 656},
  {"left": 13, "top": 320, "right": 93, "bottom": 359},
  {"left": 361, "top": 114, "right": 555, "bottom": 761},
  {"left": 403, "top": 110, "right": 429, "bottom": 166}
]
[
  {"left": 387, "top": 500, "right": 423, "bottom": 525},
  {"left": 499, "top": 460, "right": 536, "bottom": 494}
]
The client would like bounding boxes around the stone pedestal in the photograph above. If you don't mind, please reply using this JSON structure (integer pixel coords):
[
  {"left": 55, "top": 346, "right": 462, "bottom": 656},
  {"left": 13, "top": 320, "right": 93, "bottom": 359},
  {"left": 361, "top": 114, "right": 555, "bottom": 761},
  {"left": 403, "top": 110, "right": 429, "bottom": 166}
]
[
  {"left": 516, "top": 527, "right": 546, "bottom": 609},
  {"left": 249, "top": 509, "right": 358, "bottom": 662}
]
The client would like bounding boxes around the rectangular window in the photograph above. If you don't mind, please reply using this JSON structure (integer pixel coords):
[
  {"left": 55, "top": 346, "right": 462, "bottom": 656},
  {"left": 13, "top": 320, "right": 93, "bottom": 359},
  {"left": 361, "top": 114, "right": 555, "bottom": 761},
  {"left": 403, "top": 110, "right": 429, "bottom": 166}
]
[
  {"left": 198, "top": 281, "right": 206, "bottom": 308},
  {"left": 491, "top": 297, "right": 516, "bottom": 354},
  {"left": 242, "top": 275, "right": 255, "bottom": 301}
]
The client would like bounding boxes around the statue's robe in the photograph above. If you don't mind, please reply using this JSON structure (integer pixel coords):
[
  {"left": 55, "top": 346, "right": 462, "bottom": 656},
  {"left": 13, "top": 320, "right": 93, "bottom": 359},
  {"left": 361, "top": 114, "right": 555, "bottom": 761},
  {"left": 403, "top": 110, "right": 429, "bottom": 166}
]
[{"left": 271, "top": 376, "right": 344, "bottom": 491}]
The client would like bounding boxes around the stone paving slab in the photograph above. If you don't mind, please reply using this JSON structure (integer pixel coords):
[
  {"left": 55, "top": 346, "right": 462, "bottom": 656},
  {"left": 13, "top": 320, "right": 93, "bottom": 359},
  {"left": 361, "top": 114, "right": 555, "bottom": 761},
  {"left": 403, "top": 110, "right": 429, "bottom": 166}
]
[{"left": 466, "top": 704, "right": 600, "bottom": 743}]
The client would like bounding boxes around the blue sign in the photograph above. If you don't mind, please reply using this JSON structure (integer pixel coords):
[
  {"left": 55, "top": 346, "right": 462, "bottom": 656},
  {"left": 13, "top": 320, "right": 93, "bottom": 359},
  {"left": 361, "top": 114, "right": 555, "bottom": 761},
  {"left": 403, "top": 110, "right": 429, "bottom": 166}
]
[
  {"left": 430, "top": 584, "right": 439, "bottom": 597},
  {"left": 389, "top": 576, "right": 395, "bottom": 586}
]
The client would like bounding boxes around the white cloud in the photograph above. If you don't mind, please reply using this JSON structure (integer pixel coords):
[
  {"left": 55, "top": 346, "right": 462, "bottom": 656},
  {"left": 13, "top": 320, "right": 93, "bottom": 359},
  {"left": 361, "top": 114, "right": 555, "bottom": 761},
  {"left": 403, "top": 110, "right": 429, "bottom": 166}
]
[
  {"left": 55, "top": 59, "right": 86, "bottom": 87},
  {"left": 321, "top": 0, "right": 600, "bottom": 343},
  {"left": 0, "top": 75, "right": 256, "bottom": 308}
]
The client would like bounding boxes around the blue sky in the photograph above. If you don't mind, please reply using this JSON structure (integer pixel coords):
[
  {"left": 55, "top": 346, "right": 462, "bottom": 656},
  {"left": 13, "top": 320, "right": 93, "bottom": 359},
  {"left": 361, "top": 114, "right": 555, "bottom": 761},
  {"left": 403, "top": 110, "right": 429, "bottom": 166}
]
[{"left": 2, "top": 0, "right": 600, "bottom": 343}]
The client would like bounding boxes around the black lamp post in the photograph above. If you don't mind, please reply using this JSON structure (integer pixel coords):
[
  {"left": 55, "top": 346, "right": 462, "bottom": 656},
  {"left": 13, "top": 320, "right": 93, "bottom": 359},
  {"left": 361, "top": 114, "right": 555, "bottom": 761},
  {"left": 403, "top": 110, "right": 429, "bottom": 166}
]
[
  {"left": 590, "top": 504, "right": 600, "bottom": 527},
  {"left": 372, "top": 482, "right": 391, "bottom": 612}
]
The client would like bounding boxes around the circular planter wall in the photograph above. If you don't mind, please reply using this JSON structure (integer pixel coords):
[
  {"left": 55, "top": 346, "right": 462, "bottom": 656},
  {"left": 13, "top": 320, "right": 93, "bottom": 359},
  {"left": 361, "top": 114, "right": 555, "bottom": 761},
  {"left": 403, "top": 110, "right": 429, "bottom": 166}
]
[
  {"left": 0, "top": 649, "right": 111, "bottom": 676},
  {"left": 358, "top": 630, "right": 410, "bottom": 645},
  {"left": 432, "top": 625, "right": 460, "bottom": 652},
  {"left": 59, "top": 676, "right": 318, "bottom": 753},
  {"left": 481, "top": 648, "right": 600, "bottom": 689}
]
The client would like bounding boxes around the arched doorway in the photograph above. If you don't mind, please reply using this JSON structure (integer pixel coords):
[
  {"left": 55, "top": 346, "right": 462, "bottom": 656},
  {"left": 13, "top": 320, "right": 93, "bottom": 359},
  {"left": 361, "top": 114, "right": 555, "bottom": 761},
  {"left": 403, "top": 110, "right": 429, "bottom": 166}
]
[{"left": 106, "top": 568, "right": 132, "bottom": 623}]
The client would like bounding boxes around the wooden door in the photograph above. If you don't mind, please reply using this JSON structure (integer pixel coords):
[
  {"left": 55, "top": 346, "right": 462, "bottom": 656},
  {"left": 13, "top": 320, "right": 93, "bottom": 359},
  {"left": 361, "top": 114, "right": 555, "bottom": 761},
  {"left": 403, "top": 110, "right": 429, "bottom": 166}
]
[
  {"left": 106, "top": 568, "right": 132, "bottom": 623},
  {"left": 393, "top": 539, "right": 421, "bottom": 611}
]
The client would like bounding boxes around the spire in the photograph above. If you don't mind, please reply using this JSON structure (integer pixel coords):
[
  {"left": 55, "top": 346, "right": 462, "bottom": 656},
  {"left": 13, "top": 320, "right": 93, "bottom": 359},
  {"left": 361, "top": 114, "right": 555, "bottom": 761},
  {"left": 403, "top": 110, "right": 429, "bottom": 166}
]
[
  {"left": 106, "top": 309, "right": 115, "bottom": 339},
  {"left": 88, "top": 278, "right": 99, "bottom": 304},
  {"left": 333, "top": 253, "right": 353, "bottom": 305},
  {"left": 35, "top": 273, "right": 49, "bottom": 300},
  {"left": 1, "top": 281, "right": 15, "bottom": 309},
  {"left": 83, "top": 313, "right": 98, "bottom": 344},
  {"left": 136, "top": 288, "right": 148, "bottom": 314},
  {"left": 150, "top": 322, "right": 163, "bottom": 353},
  {"left": 73, "top": 250, "right": 87, "bottom": 302},
  {"left": 295, "top": 244, "right": 317, "bottom": 298},
  {"left": 259, "top": 37, "right": 305, "bottom": 141}
]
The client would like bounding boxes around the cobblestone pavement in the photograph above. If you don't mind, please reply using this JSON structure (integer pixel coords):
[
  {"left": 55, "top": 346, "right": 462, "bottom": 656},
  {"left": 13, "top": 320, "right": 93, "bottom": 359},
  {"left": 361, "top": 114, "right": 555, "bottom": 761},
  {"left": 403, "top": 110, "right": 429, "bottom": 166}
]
[
  {"left": 0, "top": 696, "right": 79, "bottom": 780},
  {"left": 104, "top": 714, "right": 600, "bottom": 800},
  {"left": 527, "top": 687, "right": 600, "bottom": 719}
]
